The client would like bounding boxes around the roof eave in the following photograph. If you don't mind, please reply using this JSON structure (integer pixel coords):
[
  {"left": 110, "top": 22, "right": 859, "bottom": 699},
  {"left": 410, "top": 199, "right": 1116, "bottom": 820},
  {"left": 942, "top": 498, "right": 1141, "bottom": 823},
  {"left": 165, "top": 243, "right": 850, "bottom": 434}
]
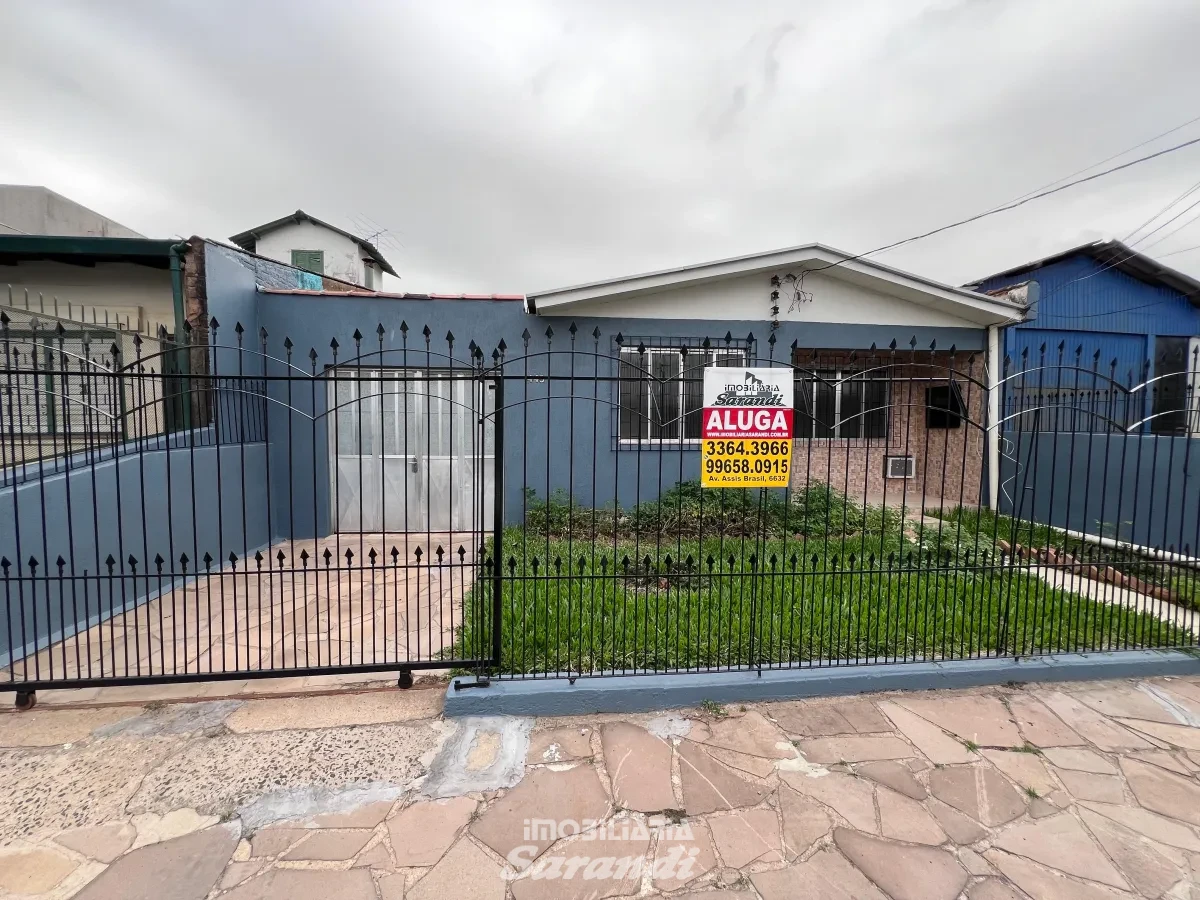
[
  {"left": 970, "top": 239, "right": 1200, "bottom": 306},
  {"left": 529, "top": 244, "right": 1025, "bottom": 325},
  {"left": 0, "top": 234, "right": 178, "bottom": 268}
]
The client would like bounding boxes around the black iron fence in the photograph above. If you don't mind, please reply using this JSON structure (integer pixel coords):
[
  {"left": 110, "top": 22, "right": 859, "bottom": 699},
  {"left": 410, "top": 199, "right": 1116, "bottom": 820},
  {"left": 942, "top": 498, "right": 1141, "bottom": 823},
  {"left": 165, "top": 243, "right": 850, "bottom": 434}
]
[{"left": 1, "top": 318, "right": 1197, "bottom": 702}]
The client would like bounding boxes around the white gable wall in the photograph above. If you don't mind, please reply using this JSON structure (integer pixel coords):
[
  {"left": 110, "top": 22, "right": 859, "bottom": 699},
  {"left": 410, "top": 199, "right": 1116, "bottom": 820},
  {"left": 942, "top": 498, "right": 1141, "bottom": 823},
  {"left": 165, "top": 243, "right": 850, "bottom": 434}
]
[
  {"left": 547, "top": 270, "right": 980, "bottom": 329},
  {"left": 253, "top": 221, "right": 369, "bottom": 287}
]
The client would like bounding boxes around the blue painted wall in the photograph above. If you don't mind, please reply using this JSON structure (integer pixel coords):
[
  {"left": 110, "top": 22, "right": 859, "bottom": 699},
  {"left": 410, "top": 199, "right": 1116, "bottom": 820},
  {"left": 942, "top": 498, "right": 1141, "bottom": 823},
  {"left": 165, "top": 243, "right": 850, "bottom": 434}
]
[
  {"left": 0, "top": 437, "right": 270, "bottom": 665},
  {"left": 1000, "top": 431, "right": 1200, "bottom": 550},
  {"left": 254, "top": 289, "right": 987, "bottom": 530}
]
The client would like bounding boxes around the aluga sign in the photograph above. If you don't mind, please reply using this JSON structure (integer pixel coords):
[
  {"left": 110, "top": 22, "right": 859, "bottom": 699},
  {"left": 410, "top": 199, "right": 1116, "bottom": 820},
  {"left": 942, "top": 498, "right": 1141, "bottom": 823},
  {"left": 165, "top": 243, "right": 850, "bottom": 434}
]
[{"left": 701, "top": 367, "right": 794, "bottom": 487}]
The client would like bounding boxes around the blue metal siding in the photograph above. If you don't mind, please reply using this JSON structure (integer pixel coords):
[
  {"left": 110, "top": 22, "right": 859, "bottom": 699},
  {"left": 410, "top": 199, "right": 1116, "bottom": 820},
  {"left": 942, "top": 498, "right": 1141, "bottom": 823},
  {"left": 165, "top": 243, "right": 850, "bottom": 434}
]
[
  {"left": 1005, "top": 328, "right": 1150, "bottom": 388},
  {"left": 978, "top": 257, "right": 1200, "bottom": 338}
]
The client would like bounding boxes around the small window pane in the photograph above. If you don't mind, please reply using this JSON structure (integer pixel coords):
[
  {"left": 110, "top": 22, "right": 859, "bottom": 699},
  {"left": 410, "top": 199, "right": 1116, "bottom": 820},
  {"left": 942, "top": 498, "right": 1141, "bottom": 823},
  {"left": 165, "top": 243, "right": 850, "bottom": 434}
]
[
  {"left": 619, "top": 350, "right": 648, "bottom": 441},
  {"left": 334, "top": 378, "right": 359, "bottom": 453},
  {"left": 794, "top": 374, "right": 815, "bottom": 439},
  {"left": 650, "top": 352, "right": 681, "bottom": 440},
  {"left": 813, "top": 372, "right": 836, "bottom": 438},
  {"left": 863, "top": 376, "right": 889, "bottom": 438},
  {"left": 682, "top": 352, "right": 706, "bottom": 440},
  {"left": 382, "top": 374, "right": 400, "bottom": 455},
  {"left": 840, "top": 375, "right": 863, "bottom": 439}
]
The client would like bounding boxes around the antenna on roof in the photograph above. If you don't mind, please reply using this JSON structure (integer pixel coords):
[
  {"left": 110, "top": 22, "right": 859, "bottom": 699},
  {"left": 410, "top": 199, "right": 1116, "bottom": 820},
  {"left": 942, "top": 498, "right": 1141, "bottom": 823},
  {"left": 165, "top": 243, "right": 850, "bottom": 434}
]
[{"left": 348, "top": 213, "right": 404, "bottom": 255}]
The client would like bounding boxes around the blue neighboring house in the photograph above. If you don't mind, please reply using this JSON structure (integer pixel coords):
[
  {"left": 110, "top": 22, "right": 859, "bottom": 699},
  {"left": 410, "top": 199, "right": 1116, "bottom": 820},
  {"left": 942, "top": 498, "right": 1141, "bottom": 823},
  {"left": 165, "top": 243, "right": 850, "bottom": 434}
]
[{"left": 969, "top": 240, "right": 1200, "bottom": 435}]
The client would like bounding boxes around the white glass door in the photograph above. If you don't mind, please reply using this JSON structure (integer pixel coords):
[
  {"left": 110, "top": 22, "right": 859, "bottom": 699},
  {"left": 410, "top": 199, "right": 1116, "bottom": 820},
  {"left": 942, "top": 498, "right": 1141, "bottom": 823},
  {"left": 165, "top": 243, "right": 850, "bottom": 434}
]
[{"left": 330, "top": 370, "right": 494, "bottom": 533}]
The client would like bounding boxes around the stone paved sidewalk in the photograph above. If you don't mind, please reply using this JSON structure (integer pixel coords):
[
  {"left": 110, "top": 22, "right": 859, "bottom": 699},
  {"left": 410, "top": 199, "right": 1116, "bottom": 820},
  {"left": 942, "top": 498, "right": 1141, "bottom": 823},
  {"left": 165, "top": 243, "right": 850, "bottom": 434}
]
[{"left": 3, "top": 675, "right": 1200, "bottom": 899}]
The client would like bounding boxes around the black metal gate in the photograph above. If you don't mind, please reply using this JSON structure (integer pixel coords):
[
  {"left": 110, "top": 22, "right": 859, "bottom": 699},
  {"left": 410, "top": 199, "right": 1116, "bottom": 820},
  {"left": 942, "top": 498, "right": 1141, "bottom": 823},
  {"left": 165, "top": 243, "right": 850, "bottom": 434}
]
[
  {"left": 0, "top": 315, "right": 499, "bottom": 702},
  {"left": 2, "top": 313, "right": 1198, "bottom": 701}
]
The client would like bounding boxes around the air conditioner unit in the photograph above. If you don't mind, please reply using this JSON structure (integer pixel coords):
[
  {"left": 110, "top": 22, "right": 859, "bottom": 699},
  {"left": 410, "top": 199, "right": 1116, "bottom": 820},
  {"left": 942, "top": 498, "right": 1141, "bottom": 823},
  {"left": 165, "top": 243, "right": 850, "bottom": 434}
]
[{"left": 885, "top": 455, "right": 915, "bottom": 479}]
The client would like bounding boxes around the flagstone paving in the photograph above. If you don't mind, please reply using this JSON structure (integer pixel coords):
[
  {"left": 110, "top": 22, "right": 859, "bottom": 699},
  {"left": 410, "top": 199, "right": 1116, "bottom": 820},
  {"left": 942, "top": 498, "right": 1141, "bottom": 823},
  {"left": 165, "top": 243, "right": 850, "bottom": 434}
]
[{"left": 4, "top": 674, "right": 1200, "bottom": 898}]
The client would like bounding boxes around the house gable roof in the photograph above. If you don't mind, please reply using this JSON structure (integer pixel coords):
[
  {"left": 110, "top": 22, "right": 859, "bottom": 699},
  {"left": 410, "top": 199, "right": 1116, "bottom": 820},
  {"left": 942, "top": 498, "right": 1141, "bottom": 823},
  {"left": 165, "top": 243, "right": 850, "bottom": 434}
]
[
  {"left": 526, "top": 243, "right": 1027, "bottom": 326},
  {"left": 229, "top": 210, "right": 397, "bottom": 277},
  {"left": 967, "top": 239, "right": 1200, "bottom": 306}
]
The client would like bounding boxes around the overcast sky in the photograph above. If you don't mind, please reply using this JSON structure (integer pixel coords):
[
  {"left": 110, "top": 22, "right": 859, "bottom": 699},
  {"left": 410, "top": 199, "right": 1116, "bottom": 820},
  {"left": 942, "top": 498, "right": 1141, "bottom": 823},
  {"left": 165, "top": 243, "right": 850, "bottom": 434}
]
[{"left": 3, "top": 0, "right": 1200, "bottom": 294}]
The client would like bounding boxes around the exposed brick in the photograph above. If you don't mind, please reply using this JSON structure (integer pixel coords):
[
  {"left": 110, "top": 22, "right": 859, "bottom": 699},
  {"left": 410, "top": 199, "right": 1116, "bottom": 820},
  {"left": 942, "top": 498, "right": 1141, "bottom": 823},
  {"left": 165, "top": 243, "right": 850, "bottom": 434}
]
[{"left": 790, "top": 350, "right": 985, "bottom": 511}]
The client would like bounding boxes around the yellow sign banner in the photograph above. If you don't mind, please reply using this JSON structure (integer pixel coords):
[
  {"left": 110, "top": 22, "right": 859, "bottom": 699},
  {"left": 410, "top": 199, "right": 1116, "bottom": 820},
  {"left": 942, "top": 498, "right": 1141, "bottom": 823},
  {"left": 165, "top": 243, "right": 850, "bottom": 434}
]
[
  {"left": 700, "top": 367, "right": 795, "bottom": 488},
  {"left": 701, "top": 438, "right": 791, "bottom": 487}
]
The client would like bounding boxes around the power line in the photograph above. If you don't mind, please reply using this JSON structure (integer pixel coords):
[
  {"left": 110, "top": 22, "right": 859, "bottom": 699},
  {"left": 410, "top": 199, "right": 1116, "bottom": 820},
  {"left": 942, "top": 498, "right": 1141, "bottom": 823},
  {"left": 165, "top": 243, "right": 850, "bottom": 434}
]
[
  {"left": 1157, "top": 242, "right": 1200, "bottom": 258},
  {"left": 1030, "top": 179, "right": 1200, "bottom": 312},
  {"left": 1122, "top": 176, "right": 1200, "bottom": 244},
  {"left": 1036, "top": 186, "right": 1200, "bottom": 304},
  {"left": 1039, "top": 298, "right": 1179, "bottom": 320},
  {"left": 1138, "top": 202, "right": 1200, "bottom": 252},
  {"left": 990, "top": 112, "right": 1200, "bottom": 212},
  {"left": 809, "top": 133, "right": 1200, "bottom": 275}
]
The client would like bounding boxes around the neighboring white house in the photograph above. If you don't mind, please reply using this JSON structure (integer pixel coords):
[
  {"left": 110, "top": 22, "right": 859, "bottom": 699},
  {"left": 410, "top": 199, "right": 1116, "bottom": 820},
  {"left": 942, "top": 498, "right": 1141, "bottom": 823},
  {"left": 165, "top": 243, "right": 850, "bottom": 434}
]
[{"left": 229, "top": 210, "right": 396, "bottom": 290}]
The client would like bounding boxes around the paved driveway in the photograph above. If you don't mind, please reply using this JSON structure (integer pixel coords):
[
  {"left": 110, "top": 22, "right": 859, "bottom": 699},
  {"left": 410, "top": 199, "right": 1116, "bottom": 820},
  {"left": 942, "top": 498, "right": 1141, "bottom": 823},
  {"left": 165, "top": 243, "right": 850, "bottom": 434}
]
[
  {"left": 4, "top": 533, "right": 478, "bottom": 686},
  {"left": 2, "top": 674, "right": 1200, "bottom": 899}
]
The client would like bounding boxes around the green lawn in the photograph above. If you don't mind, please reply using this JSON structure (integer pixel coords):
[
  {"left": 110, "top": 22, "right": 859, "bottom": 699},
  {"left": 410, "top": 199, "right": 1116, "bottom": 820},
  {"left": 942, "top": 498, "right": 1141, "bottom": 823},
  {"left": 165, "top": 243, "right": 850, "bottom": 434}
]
[{"left": 456, "top": 531, "right": 1192, "bottom": 676}]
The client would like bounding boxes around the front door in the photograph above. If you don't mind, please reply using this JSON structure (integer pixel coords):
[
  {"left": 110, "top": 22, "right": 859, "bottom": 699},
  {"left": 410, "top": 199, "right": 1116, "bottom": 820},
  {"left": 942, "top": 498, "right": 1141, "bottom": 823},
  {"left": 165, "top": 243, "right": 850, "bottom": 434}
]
[{"left": 330, "top": 369, "right": 494, "bottom": 533}]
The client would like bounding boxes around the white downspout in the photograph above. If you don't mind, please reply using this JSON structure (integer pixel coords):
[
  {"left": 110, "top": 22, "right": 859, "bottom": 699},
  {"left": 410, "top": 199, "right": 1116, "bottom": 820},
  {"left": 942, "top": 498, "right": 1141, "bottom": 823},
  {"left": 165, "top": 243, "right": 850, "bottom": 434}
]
[{"left": 987, "top": 323, "right": 1001, "bottom": 510}]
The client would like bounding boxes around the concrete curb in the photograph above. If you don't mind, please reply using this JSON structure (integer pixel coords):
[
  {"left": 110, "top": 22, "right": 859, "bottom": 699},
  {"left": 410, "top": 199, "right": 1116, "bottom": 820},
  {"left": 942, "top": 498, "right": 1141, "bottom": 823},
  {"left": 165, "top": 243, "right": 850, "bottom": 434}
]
[{"left": 444, "top": 650, "right": 1200, "bottom": 717}]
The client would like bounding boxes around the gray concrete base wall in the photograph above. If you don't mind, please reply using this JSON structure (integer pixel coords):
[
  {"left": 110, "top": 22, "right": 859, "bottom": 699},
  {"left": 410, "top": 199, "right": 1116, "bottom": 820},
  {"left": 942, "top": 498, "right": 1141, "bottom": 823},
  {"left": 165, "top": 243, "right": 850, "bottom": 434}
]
[{"left": 444, "top": 650, "right": 1200, "bottom": 716}]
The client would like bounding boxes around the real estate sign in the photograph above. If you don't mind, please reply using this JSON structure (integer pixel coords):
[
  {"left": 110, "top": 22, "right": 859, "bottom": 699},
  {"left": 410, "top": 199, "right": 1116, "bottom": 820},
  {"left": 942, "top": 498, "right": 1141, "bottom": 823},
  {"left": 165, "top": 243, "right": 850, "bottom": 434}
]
[{"left": 701, "top": 366, "right": 794, "bottom": 487}]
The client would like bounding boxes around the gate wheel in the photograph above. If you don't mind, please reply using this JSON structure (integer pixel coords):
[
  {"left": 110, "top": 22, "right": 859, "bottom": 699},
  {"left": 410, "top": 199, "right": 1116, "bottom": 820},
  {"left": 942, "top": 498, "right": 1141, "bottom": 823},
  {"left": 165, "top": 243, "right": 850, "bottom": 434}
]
[
  {"left": 14, "top": 690, "right": 36, "bottom": 711},
  {"left": 396, "top": 670, "right": 413, "bottom": 690}
]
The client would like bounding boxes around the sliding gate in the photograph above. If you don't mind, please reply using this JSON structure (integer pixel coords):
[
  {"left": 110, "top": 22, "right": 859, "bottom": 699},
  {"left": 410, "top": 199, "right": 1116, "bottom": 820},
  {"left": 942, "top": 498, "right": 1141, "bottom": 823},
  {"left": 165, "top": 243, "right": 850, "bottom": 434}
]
[{"left": 0, "top": 318, "right": 500, "bottom": 704}]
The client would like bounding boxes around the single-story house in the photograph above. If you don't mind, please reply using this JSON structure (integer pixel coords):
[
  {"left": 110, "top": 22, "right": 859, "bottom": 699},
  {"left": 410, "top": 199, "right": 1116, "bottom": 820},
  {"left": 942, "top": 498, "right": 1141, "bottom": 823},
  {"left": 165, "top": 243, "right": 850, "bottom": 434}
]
[{"left": 197, "top": 242, "right": 1028, "bottom": 537}]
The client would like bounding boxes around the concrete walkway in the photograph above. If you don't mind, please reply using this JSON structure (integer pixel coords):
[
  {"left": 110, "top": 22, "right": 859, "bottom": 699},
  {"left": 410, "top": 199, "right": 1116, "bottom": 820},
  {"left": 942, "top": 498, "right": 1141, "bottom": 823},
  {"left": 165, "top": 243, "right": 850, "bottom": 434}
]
[
  {"left": 1033, "top": 565, "right": 1200, "bottom": 634},
  {"left": 3, "top": 675, "right": 1200, "bottom": 899}
]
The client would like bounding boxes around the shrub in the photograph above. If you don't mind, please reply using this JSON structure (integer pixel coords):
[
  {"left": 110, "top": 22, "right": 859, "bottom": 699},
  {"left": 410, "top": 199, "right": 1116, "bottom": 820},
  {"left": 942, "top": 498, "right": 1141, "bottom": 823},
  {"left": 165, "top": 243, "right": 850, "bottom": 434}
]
[{"left": 523, "top": 480, "right": 902, "bottom": 541}]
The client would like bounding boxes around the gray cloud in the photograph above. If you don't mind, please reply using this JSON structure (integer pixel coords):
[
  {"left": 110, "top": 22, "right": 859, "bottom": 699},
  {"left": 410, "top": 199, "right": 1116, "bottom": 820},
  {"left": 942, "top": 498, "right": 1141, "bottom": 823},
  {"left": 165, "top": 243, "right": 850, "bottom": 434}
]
[{"left": 2, "top": 0, "right": 1200, "bottom": 294}]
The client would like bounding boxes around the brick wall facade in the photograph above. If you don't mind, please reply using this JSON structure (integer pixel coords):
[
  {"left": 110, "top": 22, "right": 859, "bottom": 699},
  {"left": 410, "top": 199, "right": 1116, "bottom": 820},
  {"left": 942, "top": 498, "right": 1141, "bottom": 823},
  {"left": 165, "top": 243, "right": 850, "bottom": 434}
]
[{"left": 789, "top": 349, "right": 987, "bottom": 510}]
